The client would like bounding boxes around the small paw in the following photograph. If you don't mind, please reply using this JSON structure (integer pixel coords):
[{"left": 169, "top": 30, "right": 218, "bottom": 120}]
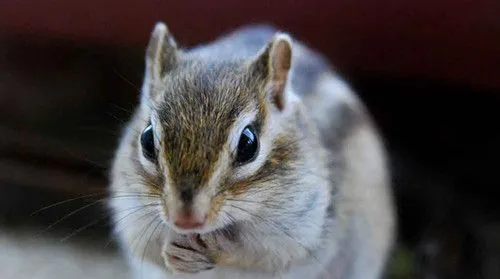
[{"left": 162, "top": 236, "right": 215, "bottom": 274}]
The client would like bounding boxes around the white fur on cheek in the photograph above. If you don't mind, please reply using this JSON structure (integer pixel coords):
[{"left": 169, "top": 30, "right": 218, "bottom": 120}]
[
  {"left": 232, "top": 90, "right": 299, "bottom": 180},
  {"left": 139, "top": 151, "right": 158, "bottom": 174},
  {"left": 226, "top": 107, "right": 270, "bottom": 180},
  {"left": 232, "top": 118, "right": 275, "bottom": 180},
  {"left": 232, "top": 128, "right": 272, "bottom": 180}
]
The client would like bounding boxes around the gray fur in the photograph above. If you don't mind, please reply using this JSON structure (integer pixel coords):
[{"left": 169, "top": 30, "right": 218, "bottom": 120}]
[
  {"left": 189, "top": 25, "right": 330, "bottom": 98},
  {"left": 108, "top": 22, "right": 395, "bottom": 279}
]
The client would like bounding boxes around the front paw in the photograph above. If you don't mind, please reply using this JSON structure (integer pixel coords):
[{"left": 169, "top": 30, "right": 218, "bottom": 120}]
[{"left": 162, "top": 236, "right": 215, "bottom": 275}]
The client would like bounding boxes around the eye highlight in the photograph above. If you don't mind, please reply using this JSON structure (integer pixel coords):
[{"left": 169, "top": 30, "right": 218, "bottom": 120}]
[
  {"left": 236, "top": 125, "right": 259, "bottom": 164},
  {"left": 140, "top": 124, "right": 156, "bottom": 162}
]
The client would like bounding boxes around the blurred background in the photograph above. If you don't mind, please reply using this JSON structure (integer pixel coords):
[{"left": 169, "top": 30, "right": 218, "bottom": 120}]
[{"left": 0, "top": 1, "right": 499, "bottom": 279}]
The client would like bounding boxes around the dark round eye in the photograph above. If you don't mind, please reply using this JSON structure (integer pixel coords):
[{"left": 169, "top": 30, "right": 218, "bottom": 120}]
[
  {"left": 140, "top": 124, "right": 156, "bottom": 161},
  {"left": 236, "top": 125, "right": 259, "bottom": 164}
]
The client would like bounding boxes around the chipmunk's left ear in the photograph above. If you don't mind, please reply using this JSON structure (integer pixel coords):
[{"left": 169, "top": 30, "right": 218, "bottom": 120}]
[{"left": 251, "top": 33, "right": 293, "bottom": 111}]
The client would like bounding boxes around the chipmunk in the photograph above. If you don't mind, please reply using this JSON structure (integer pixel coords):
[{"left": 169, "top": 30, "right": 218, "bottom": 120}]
[{"left": 108, "top": 22, "right": 395, "bottom": 279}]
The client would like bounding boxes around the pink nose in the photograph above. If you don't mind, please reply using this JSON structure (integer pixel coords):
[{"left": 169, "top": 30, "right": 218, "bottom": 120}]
[{"left": 174, "top": 211, "right": 207, "bottom": 230}]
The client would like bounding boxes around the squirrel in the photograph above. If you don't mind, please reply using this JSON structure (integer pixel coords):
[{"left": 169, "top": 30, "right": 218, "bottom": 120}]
[{"left": 108, "top": 22, "right": 396, "bottom": 279}]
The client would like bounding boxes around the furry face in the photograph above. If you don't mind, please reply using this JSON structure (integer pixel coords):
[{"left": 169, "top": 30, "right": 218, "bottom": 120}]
[
  {"left": 108, "top": 22, "right": 394, "bottom": 279},
  {"left": 136, "top": 61, "right": 302, "bottom": 234},
  {"left": 110, "top": 23, "right": 330, "bottom": 238}
]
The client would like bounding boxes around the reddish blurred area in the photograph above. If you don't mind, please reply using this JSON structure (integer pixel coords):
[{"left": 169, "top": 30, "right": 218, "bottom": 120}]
[{"left": 1, "top": 0, "right": 500, "bottom": 90}]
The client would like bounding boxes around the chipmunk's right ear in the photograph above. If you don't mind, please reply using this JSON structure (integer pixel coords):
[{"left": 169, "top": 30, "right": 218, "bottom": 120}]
[{"left": 145, "top": 22, "right": 179, "bottom": 82}]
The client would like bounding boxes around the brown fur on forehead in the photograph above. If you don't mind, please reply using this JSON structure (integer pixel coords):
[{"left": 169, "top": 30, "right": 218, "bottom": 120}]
[{"left": 156, "top": 59, "right": 267, "bottom": 188}]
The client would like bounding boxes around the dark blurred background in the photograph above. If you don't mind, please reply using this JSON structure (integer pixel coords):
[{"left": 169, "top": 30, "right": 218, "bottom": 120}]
[{"left": 0, "top": 1, "right": 499, "bottom": 279}]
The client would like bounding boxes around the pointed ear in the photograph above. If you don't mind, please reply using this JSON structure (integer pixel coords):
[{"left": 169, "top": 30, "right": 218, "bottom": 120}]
[
  {"left": 145, "top": 22, "right": 179, "bottom": 83},
  {"left": 250, "top": 33, "right": 293, "bottom": 111}
]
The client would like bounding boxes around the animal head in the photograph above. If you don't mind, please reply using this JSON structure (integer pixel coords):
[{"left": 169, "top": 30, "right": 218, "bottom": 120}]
[{"left": 113, "top": 22, "right": 330, "bottom": 235}]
